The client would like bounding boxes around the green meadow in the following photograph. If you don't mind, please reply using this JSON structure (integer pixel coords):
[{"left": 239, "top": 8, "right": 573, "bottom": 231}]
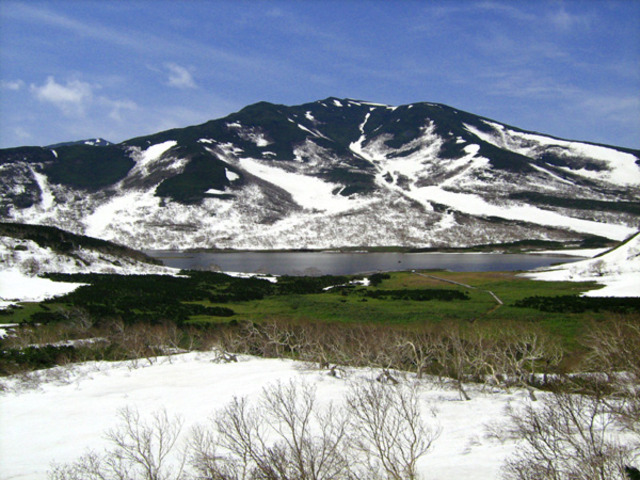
[{"left": 3, "top": 270, "right": 637, "bottom": 348}]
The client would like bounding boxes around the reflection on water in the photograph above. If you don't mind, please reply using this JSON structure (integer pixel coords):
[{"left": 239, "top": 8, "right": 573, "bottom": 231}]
[{"left": 147, "top": 251, "right": 582, "bottom": 276}]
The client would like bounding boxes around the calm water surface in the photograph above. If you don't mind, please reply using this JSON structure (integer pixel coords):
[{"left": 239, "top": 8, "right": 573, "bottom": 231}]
[{"left": 147, "top": 251, "right": 582, "bottom": 276}]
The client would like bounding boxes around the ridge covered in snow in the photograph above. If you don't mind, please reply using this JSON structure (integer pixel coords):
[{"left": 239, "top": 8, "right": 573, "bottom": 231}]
[
  {"left": 0, "top": 224, "right": 177, "bottom": 308},
  {"left": 525, "top": 231, "right": 640, "bottom": 296},
  {"left": 1, "top": 97, "right": 638, "bottom": 250}
]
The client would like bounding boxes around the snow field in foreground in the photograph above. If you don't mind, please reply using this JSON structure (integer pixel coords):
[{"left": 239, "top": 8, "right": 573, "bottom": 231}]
[{"left": 0, "top": 352, "right": 527, "bottom": 480}]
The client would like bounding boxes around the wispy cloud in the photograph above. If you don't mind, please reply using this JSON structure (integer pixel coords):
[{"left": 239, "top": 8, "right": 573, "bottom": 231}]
[
  {"left": 29, "top": 75, "right": 138, "bottom": 122},
  {"left": 30, "top": 76, "right": 93, "bottom": 116},
  {"left": 100, "top": 98, "right": 138, "bottom": 122},
  {"left": 13, "top": 126, "right": 32, "bottom": 141},
  {"left": 3, "top": 3, "right": 146, "bottom": 52},
  {"left": 165, "top": 63, "right": 197, "bottom": 89},
  {"left": 4, "top": 3, "right": 267, "bottom": 73},
  {"left": 475, "top": 1, "right": 536, "bottom": 22},
  {"left": 579, "top": 94, "right": 640, "bottom": 122},
  {"left": 547, "top": 6, "right": 593, "bottom": 31},
  {"left": 0, "top": 79, "right": 25, "bottom": 91}
]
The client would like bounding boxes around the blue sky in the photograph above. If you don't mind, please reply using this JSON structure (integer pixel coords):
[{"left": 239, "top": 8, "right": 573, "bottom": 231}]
[{"left": 1, "top": 0, "right": 639, "bottom": 149}]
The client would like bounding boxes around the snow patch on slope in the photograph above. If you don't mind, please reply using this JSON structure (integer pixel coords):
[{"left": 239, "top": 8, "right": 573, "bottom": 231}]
[
  {"left": 238, "top": 157, "right": 371, "bottom": 213},
  {"left": 0, "top": 235, "right": 176, "bottom": 307},
  {"left": 125, "top": 141, "right": 185, "bottom": 181},
  {"left": 141, "top": 140, "right": 176, "bottom": 164},
  {"left": 465, "top": 122, "right": 640, "bottom": 187},
  {"left": 525, "top": 232, "right": 640, "bottom": 296},
  {"left": 84, "top": 189, "right": 159, "bottom": 238},
  {"left": 0, "top": 236, "right": 175, "bottom": 277},
  {"left": 225, "top": 168, "right": 239, "bottom": 182},
  {"left": 414, "top": 187, "right": 636, "bottom": 241},
  {"left": 0, "top": 269, "right": 84, "bottom": 306},
  {"left": 227, "top": 122, "right": 272, "bottom": 147}
]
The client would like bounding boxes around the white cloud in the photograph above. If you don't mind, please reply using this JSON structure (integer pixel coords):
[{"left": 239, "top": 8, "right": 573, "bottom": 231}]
[
  {"left": 13, "top": 127, "right": 32, "bottom": 141},
  {"left": 165, "top": 63, "right": 197, "bottom": 89},
  {"left": 579, "top": 95, "right": 640, "bottom": 125},
  {"left": 99, "top": 98, "right": 138, "bottom": 122},
  {"left": 30, "top": 76, "right": 93, "bottom": 115},
  {"left": 30, "top": 76, "right": 139, "bottom": 126},
  {"left": 0, "top": 79, "right": 25, "bottom": 91},
  {"left": 475, "top": 1, "right": 536, "bottom": 22},
  {"left": 547, "top": 7, "right": 593, "bottom": 31}
]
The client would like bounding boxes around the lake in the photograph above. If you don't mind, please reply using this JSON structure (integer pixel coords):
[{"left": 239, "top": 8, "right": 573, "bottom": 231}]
[{"left": 146, "top": 251, "right": 583, "bottom": 276}]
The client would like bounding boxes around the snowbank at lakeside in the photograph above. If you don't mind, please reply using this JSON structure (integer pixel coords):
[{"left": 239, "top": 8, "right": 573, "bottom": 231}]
[
  {"left": 0, "top": 352, "right": 527, "bottom": 480},
  {"left": 0, "top": 235, "right": 179, "bottom": 308},
  {"left": 524, "top": 232, "right": 640, "bottom": 297},
  {"left": 0, "top": 269, "right": 85, "bottom": 308},
  {"left": 0, "top": 236, "right": 178, "bottom": 277}
]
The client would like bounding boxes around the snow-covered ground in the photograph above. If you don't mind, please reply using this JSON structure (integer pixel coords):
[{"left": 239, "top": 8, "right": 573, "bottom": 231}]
[
  {"left": 525, "top": 232, "right": 640, "bottom": 297},
  {"left": 0, "top": 351, "right": 528, "bottom": 480},
  {"left": 466, "top": 120, "right": 640, "bottom": 187},
  {"left": 0, "top": 236, "right": 177, "bottom": 309},
  {"left": 0, "top": 269, "right": 85, "bottom": 309}
]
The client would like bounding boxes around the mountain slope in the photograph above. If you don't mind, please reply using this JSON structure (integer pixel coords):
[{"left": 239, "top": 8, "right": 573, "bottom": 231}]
[
  {"left": 525, "top": 231, "right": 640, "bottom": 297},
  {"left": 0, "top": 222, "right": 173, "bottom": 276},
  {"left": 1, "top": 98, "right": 638, "bottom": 250},
  {"left": 0, "top": 223, "right": 176, "bottom": 307}
]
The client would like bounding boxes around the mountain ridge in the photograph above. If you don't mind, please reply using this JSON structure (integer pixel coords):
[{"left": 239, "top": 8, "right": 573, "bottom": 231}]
[{"left": 1, "top": 97, "right": 638, "bottom": 250}]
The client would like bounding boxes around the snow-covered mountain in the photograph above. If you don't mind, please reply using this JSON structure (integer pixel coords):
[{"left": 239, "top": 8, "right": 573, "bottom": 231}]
[
  {"left": 526, "top": 231, "right": 640, "bottom": 296},
  {"left": 0, "top": 223, "right": 173, "bottom": 275},
  {"left": 1, "top": 98, "right": 639, "bottom": 250},
  {"left": 0, "top": 223, "right": 176, "bottom": 308}
]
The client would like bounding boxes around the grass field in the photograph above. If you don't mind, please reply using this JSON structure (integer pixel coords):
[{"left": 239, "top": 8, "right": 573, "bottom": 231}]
[
  {"left": 190, "top": 271, "right": 613, "bottom": 344},
  {"left": 1, "top": 269, "right": 621, "bottom": 347}
]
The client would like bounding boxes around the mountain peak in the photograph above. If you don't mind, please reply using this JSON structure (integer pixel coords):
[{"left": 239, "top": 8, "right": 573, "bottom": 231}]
[
  {"left": 47, "top": 138, "right": 112, "bottom": 148},
  {"left": 1, "top": 98, "right": 638, "bottom": 251}
]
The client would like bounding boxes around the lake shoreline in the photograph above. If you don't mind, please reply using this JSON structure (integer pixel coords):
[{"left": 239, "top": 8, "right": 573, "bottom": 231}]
[
  {"left": 146, "top": 250, "right": 587, "bottom": 276},
  {"left": 149, "top": 237, "right": 615, "bottom": 256}
]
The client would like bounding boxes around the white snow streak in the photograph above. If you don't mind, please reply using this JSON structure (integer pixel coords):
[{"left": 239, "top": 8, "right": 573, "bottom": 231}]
[
  {"left": 238, "top": 157, "right": 366, "bottom": 213},
  {"left": 414, "top": 186, "right": 635, "bottom": 240},
  {"left": 29, "top": 167, "right": 55, "bottom": 211},
  {"left": 465, "top": 122, "right": 640, "bottom": 186},
  {"left": 348, "top": 111, "right": 371, "bottom": 158}
]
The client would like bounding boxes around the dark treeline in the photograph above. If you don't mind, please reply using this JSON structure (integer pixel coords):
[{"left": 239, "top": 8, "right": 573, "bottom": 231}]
[
  {"left": 515, "top": 295, "right": 640, "bottom": 314},
  {"left": 364, "top": 288, "right": 469, "bottom": 301},
  {"left": 0, "top": 222, "right": 159, "bottom": 263},
  {"left": 36, "top": 272, "right": 460, "bottom": 325}
]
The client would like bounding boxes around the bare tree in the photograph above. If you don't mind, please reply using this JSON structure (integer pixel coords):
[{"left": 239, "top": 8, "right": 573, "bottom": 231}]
[
  {"left": 345, "top": 380, "right": 440, "bottom": 480},
  {"left": 193, "top": 380, "right": 353, "bottom": 480},
  {"left": 49, "top": 407, "right": 186, "bottom": 480},
  {"left": 397, "top": 330, "right": 442, "bottom": 380},
  {"left": 490, "top": 325, "right": 563, "bottom": 399},
  {"left": 581, "top": 318, "right": 640, "bottom": 454},
  {"left": 502, "top": 391, "right": 636, "bottom": 480}
]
